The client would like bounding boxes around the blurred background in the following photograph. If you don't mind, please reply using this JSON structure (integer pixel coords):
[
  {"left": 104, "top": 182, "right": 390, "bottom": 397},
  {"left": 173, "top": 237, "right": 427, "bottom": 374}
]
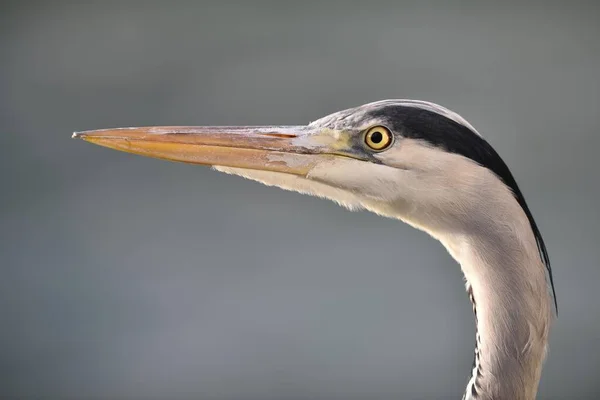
[{"left": 1, "top": 1, "right": 599, "bottom": 399}]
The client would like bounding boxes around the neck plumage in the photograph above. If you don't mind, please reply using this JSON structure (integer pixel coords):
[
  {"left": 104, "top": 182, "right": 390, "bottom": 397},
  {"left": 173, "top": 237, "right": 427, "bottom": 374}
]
[{"left": 440, "top": 222, "right": 552, "bottom": 400}]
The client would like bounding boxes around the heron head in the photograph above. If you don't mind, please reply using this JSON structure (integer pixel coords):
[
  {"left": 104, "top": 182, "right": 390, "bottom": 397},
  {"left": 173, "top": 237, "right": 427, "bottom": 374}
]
[{"left": 73, "top": 100, "right": 494, "bottom": 224}]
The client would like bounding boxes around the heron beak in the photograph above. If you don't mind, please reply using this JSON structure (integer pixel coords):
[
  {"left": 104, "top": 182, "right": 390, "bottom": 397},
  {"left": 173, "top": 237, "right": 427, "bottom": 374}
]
[{"left": 72, "top": 126, "right": 341, "bottom": 176}]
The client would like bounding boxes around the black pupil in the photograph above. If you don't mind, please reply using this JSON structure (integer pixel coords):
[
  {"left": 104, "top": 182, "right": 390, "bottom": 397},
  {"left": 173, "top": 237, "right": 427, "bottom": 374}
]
[{"left": 371, "top": 131, "right": 383, "bottom": 144}]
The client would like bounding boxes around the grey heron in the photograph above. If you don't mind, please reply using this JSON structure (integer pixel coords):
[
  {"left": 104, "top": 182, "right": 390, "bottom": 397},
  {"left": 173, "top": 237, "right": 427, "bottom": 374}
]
[{"left": 73, "top": 99, "right": 556, "bottom": 400}]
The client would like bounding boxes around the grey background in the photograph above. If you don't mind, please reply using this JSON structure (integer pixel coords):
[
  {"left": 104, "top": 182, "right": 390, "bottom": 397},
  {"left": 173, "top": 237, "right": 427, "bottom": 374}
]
[{"left": 1, "top": 1, "right": 599, "bottom": 399}]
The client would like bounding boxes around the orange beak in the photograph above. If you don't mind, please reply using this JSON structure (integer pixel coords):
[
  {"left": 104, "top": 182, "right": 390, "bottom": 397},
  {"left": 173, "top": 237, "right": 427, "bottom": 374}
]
[{"left": 72, "top": 125, "right": 338, "bottom": 176}]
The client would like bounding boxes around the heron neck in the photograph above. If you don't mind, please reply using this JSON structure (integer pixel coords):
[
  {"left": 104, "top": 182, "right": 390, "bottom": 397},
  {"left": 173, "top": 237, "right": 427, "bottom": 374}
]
[{"left": 441, "top": 230, "right": 552, "bottom": 400}]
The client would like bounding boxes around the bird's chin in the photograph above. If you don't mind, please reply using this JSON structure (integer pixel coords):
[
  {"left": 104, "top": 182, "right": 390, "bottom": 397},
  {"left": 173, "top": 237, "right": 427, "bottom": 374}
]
[
  {"left": 213, "top": 166, "right": 365, "bottom": 211},
  {"left": 214, "top": 155, "right": 412, "bottom": 218}
]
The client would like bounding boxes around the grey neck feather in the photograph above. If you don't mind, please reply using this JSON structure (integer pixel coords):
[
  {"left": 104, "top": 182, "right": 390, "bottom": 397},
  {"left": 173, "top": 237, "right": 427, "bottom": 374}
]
[{"left": 439, "top": 221, "right": 552, "bottom": 400}]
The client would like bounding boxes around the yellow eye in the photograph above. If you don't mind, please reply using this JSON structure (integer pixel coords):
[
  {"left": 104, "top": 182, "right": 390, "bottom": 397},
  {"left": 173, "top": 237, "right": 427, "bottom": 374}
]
[{"left": 364, "top": 125, "right": 393, "bottom": 151}]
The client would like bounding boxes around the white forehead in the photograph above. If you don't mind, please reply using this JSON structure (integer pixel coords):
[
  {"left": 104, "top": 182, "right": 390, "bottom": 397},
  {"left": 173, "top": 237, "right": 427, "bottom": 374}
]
[{"left": 309, "top": 99, "right": 482, "bottom": 137}]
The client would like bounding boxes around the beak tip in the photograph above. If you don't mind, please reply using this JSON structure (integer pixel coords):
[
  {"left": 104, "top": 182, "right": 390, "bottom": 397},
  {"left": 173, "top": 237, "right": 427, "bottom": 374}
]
[{"left": 72, "top": 131, "right": 85, "bottom": 139}]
